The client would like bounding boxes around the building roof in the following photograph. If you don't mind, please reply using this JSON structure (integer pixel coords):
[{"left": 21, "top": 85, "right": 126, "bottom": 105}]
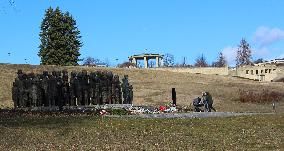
[
  {"left": 255, "top": 58, "right": 284, "bottom": 66},
  {"left": 129, "top": 53, "right": 164, "bottom": 59}
]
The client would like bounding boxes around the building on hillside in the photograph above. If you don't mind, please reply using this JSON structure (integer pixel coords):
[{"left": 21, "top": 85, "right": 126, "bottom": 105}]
[
  {"left": 96, "top": 63, "right": 108, "bottom": 67},
  {"left": 128, "top": 53, "right": 164, "bottom": 68},
  {"left": 235, "top": 59, "right": 284, "bottom": 82}
]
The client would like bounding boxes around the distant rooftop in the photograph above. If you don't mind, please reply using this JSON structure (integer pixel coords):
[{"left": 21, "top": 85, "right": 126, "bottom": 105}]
[{"left": 255, "top": 58, "right": 284, "bottom": 66}]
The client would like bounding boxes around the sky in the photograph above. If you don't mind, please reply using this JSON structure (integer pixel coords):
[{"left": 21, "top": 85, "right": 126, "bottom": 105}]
[{"left": 1, "top": 0, "right": 284, "bottom": 66}]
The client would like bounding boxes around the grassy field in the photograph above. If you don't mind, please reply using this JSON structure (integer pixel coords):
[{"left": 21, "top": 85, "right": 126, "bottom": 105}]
[
  {"left": 0, "top": 113, "right": 283, "bottom": 150},
  {"left": 1, "top": 64, "right": 284, "bottom": 112}
]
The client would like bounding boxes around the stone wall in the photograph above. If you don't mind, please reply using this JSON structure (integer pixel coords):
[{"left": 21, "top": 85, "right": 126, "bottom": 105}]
[{"left": 153, "top": 67, "right": 229, "bottom": 75}]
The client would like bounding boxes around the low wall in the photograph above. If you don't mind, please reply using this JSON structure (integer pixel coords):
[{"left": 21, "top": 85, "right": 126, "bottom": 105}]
[{"left": 153, "top": 67, "right": 229, "bottom": 75}]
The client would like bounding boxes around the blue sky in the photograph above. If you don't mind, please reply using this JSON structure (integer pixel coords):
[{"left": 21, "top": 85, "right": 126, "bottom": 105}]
[{"left": 1, "top": 0, "right": 284, "bottom": 66}]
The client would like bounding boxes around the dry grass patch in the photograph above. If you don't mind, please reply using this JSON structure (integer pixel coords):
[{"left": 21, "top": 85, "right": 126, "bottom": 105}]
[{"left": 0, "top": 64, "right": 284, "bottom": 112}]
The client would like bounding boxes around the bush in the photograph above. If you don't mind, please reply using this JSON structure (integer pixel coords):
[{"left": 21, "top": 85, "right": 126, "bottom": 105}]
[
  {"left": 237, "top": 89, "right": 284, "bottom": 103},
  {"left": 118, "top": 62, "right": 136, "bottom": 68}
]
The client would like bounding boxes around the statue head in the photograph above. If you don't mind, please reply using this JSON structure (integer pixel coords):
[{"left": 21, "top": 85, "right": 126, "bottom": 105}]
[
  {"left": 28, "top": 72, "right": 35, "bottom": 79},
  {"left": 52, "top": 71, "right": 56, "bottom": 76},
  {"left": 62, "top": 69, "right": 68, "bottom": 76},
  {"left": 17, "top": 69, "right": 23, "bottom": 75},
  {"left": 124, "top": 75, "right": 128, "bottom": 79},
  {"left": 81, "top": 70, "right": 87, "bottom": 77},
  {"left": 56, "top": 71, "right": 62, "bottom": 77},
  {"left": 43, "top": 71, "right": 48, "bottom": 76}
]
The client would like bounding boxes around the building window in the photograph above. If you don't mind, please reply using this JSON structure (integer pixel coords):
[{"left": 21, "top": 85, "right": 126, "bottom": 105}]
[
  {"left": 251, "top": 70, "right": 253, "bottom": 75},
  {"left": 246, "top": 70, "right": 249, "bottom": 74},
  {"left": 273, "top": 69, "right": 276, "bottom": 71},
  {"left": 256, "top": 70, "right": 258, "bottom": 74},
  {"left": 265, "top": 69, "right": 268, "bottom": 73},
  {"left": 261, "top": 70, "right": 263, "bottom": 73},
  {"left": 269, "top": 69, "right": 271, "bottom": 73}
]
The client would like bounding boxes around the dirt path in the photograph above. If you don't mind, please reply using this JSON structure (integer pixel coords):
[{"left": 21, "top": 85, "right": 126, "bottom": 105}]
[{"left": 108, "top": 112, "right": 274, "bottom": 119}]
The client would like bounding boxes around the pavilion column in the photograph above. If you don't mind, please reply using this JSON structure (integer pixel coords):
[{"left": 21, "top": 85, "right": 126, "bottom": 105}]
[
  {"left": 156, "top": 57, "right": 159, "bottom": 67},
  {"left": 160, "top": 58, "right": 164, "bottom": 67},
  {"left": 144, "top": 57, "right": 148, "bottom": 68},
  {"left": 132, "top": 58, "right": 137, "bottom": 65}
]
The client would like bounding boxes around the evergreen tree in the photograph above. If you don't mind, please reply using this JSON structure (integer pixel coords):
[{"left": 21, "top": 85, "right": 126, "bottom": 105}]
[
  {"left": 194, "top": 54, "right": 208, "bottom": 67},
  {"left": 236, "top": 38, "right": 252, "bottom": 67},
  {"left": 212, "top": 52, "right": 227, "bottom": 67},
  {"left": 38, "top": 7, "right": 82, "bottom": 66}
]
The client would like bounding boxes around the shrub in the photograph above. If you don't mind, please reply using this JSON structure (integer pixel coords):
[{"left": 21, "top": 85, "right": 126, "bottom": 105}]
[
  {"left": 237, "top": 89, "right": 284, "bottom": 103},
  {"left": 118, "top": 62, "right": 136, "bottom": 68}
]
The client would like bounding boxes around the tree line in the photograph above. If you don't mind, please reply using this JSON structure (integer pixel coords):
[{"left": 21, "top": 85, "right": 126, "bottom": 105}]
[
  {"left": 162, "top": 38, "right": 260, "bottom": 68},
  {"left": 37, "top": 7, "right": 259, "bottom": 68}
]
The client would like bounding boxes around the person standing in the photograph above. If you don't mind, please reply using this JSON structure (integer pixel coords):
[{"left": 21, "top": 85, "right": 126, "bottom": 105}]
[{"left": 202, "top": 92, "right": 215, "bottom": 112}]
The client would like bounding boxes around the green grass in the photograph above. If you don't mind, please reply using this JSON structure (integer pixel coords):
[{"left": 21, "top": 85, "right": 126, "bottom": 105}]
[{"left": 0, "top": 114, "right": 283, "bottom": 150}]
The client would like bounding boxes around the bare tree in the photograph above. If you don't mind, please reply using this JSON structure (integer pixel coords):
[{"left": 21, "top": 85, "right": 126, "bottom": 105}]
[
  {"left": 236, "top": 38, "right": 252, "bottom": 67},
  {"left": 163, "top": 53, "right": 175, "bottom": 67},
  {"left": 194, "top": 54, "right": 208, "bottom": 67},
  {"left": 253, "top": 58, "right": 264, "bottom": 64},
  {"left": 104, "top": 58, "right": 110, "bottom": 67},
  {"left": 0, "top": 0, "right": 17, "bottom": 13},
  {"left": 83, "top": 57, "right": 104, "bottom": 66},
  {"left": 149, "top": 60, "right": 155, "bottom": 68},
  {"left": 83, "top": 57, "right": 95, "bottom": 66},
  {"left": 212, "top": 52, "right": 227, "bottom": 67}
]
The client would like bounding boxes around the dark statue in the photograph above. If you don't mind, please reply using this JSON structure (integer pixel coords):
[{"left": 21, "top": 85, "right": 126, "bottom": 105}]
[{"left": 12, "top": 69, "right": 133, "bottom": 109}]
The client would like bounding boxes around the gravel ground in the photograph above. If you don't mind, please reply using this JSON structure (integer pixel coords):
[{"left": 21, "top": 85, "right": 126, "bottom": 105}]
[{"left": 108, "top": 112, "right": 274, "bottom": 119}]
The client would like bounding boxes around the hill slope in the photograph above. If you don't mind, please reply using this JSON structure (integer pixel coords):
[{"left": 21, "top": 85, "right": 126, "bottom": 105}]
[{"left": 0, "top": 64, "right": 283, "bottom": 112}]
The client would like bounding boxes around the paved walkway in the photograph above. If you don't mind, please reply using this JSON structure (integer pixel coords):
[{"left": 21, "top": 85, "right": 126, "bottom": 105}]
[{"left": 108, "top": 112, "right": 274, "bottom": 119}]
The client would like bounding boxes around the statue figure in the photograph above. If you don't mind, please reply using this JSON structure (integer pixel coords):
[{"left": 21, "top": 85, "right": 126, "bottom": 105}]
[
  {"left": 94, "top": 71, "right": 102, "bottom": 105},
  {"left": 70, "top": 71, "right": 77, "bottom": 106},
  {"left": 12, "top": 82, "right": 18, "bottom": 108},
  {"left": 129, "top": 85, "right": 133, "bottom": 104},
  {"left": 75, "top": 72, "right": 83, "bottom": 106},
  {"left": 101, "top": 71, "right": 108, "bottom": 104},
  {"left": 106, "top": 71, "right": 113, "bottom": 104},
  {"left": 81, "top": 70, "right": 89, "bottom": 105},
  {"left": 116, "top": 75, "right": 122, "bottom": 104},
  {"left": 62, "top": 70, "right": 70, "bottom": 106},
  {"left": 30, "top": 74, "right": 42, "bottom": 107},
  {"left": 55, "top": 71, "right": 63, "bottom": 109},
  {"left": 48, "top": 71, "right": 57, "bottom": 106},
  {"left": 41, "top": 71, "right": 49, "bottom": 106},
  {"left": 26, "top": 72, "right": 36, "bottom": 107},
  {"left": 89, "top": 72, "right": 96, "bottom": 105},
  {"left": 12, "top": 70, "right": 24, "bottom": 108},
  {"left": 21, "top": 73, "right": 29, "bottom": 108},
  {"left": 121, "top": 75, "right": 130, "bottom": 104}
]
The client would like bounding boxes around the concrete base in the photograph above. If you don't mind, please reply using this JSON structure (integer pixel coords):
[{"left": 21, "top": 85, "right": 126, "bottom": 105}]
[{"left": 15, "top": 104, "right": 134, "bottom": 111}]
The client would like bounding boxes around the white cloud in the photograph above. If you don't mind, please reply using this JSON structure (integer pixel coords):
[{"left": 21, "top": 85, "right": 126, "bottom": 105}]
[
  {"left": 221, "top": 46, "right": 237, "bottom": 66},
  {"left": 220, "top": 26, "right": 284, "bottom": 65},
  {"left": 253, "top": 26, "right": 284, "bottom": 46},
  {"left": 252, "top": 47, "right": 270, "bottom": 57}
]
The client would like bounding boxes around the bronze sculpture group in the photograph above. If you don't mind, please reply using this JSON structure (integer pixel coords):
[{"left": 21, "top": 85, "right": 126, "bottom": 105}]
[{"left": 12, "top": 69, "right": 133, "bottom": 109}]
